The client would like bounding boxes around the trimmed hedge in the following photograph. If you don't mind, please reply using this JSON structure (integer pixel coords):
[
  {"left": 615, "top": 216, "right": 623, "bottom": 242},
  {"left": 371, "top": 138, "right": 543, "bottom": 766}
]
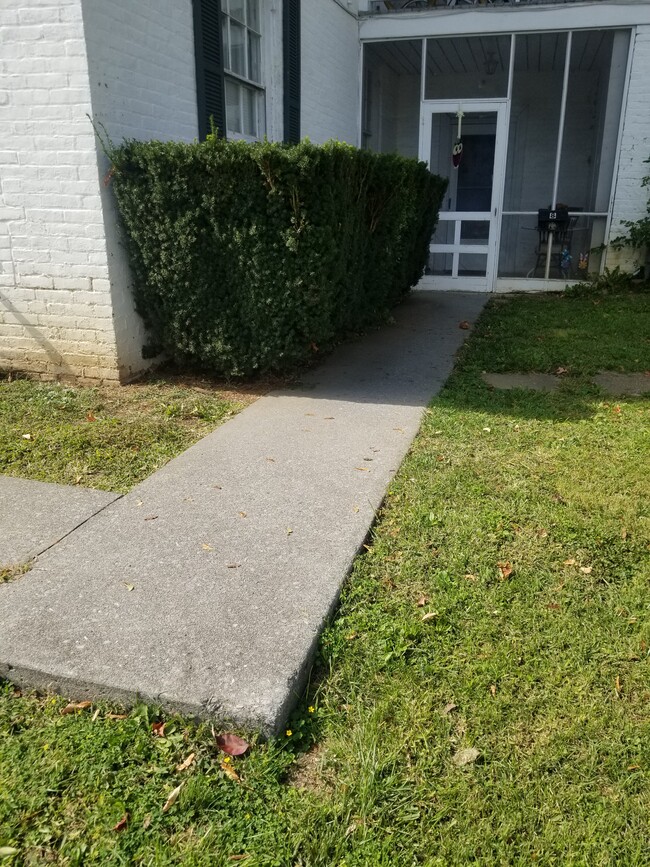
[{"left": 109, "top": 137, "right": 446, "bottom": 376}]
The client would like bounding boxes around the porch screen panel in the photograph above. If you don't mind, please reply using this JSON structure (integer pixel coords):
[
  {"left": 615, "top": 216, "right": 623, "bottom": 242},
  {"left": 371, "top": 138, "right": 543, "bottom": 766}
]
[
  {"left": 557, "top": 30, "right": 630, "bottom": 214},
  {"left": 499, "top": 33, "right": 568, "bottom": 278},
  {"left": 362, "top": 41, "right": 421, "bottom": 157},
  {"left": 425, "top": 36, "right": 510, "bottom": 100}
]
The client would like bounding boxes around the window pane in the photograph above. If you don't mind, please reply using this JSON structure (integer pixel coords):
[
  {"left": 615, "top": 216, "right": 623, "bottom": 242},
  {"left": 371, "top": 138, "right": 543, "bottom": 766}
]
[
  {"left": 362, "top": 40, "right": 421, "bottom": 158},
  {"left": 247, "top": 0, "right": 260, "bottom": 32},
  {"left": 425, "top": 36, "right": 510, "bottom": 99},
  {"left": 226, "top": 80, "right": 242, "bottom": 134},
  {"left": 243, "top": 87, "right": 257, "bottom": 137},
  {"left": 221, "top": 17, "right": 230, "bottom": 70},
  {"left": 503, "top": 32, "right": 568, "bottom": 212},
  {"left": 229, "top": 21, "right": 246, "bottom": 76},
  {"left": 557, "top": 30, "right": 630, "bottom": 213},
  {"left": 248, "top": 33, "right": 261, "bottom": 83},
  {"left": 230, "top": 0, "right": 245, "bottom": 24}
]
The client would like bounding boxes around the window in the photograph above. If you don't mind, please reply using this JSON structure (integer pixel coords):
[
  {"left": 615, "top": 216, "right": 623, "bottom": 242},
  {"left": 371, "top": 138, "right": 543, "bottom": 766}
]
[{"left": 221, "top": 0, "right": 265, "bottom": 139}]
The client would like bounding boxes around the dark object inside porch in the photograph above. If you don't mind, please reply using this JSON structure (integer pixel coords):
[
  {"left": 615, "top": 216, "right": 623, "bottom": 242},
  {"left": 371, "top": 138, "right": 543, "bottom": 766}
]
[{"left": 529, "top": 207, "right": 581, "bottom": 278}]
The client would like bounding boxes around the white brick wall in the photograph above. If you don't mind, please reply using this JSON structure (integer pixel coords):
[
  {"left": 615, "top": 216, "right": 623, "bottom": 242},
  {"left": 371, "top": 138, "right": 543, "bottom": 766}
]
[
  {"left": 81, "top": 0, "right": 199, "bottom": 375},
  {"left": 301, "top": 0, "right": 361, "bottom": 144},
  {"left": 607, "top": 25, "right": 650, "bottom": 272},
  {"left": 0, "top": 0, "right": 120, "bottom": 383}
]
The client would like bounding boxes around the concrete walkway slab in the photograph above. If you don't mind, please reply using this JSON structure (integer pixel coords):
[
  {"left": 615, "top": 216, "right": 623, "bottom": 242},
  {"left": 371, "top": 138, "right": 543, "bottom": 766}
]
[
  {"left": 482, "top": 372, "right": 560, "bottom": 392},
  {"left": 591, "top": 372, "right": 650, "bottom": 396},
  {"left": 0, "top": 476, "right": 119, "bottom": 568},
  {"left": 0, "top": 291, "right": 487, "bottom": 734}
]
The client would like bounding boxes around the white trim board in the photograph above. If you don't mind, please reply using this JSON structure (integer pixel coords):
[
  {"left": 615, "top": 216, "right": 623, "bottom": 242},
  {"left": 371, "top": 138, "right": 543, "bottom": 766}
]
[{"left": 360, "top": 3, "right": 650, "bottom": 41}]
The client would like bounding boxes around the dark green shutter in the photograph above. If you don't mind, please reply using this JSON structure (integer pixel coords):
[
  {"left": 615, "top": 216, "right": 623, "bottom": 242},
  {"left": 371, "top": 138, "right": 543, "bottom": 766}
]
[
  {"left": 193, "top": 0, "right": 226, "bottom": 139},
  {"left": 283, "top": 0, "right": 301, "bottom": 143}
]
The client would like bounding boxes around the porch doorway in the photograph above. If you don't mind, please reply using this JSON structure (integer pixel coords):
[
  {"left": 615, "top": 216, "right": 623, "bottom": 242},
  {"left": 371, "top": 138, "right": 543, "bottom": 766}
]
[{"left": 418, "top": 102, "right": 507, "bottom": 291}]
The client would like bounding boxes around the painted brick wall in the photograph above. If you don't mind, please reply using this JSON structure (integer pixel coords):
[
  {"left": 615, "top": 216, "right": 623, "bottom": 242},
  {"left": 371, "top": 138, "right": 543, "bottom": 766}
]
[
  {"left": 0, "top": 0, "right": 120, "bottom": 383},
  {"left": 607, "top": 25, "right": 650, "bottom": 272},
  {"left": 301, "top": 0, "right": 361, "bottom": 144},
  {"left": 81, "top": 0, "right": 199, "bottom": 375}
]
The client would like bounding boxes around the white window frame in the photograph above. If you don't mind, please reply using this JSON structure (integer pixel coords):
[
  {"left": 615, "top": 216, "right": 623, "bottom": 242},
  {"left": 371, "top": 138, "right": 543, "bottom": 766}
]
[{"left": 221, "top": 0, "right": 265, "bottom": 141}]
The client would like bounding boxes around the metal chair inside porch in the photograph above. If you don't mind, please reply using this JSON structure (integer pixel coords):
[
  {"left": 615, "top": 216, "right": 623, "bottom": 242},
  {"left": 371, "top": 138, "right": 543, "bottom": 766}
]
[{"left": 528, "top": 207, "right": 580, "bottom": 279}]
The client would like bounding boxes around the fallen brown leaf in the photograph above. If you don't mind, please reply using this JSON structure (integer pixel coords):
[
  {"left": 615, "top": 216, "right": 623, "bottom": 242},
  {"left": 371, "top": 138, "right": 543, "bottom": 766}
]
[
  {"left": 221, "top": 761, "right": 241, "bottom": 782},
  {"left": 112, "top": 813, "right": 128, "bottom": 832},
  {"left": 416, "top": 595, "right": 427, "bottom": 607},
  {"left": 162, "top": 782, "right": 184, "bottom": 813},
  {"left": 105, "top": 712, "right": 128, "bottom": 720},
  {"left": 151, "top": 721, "right": 166, "bottom": 738},
  {"left": 60, "top": 701, "right": 92, "bottom": 715},
  {"left": 459, "top": 321, "right": 470, "bottom": 330},
  {"left": 142, "top": 815, "right": 152, "bottom": 830},
  {"left": 627, "top": 764, "right": 640, "bottom": 771},
  {"left": 176, "top": 752, "right": 196, "bottom": 772},
  {"left": 563, "top": 558, "right": 577, "bottom": 566},
  {"left": 421, "top": 611, "right": 438, "bottom": 622},
  {"left": 497, "top": 562, "right": 513, "bottom": 580},
  {"left": 490, "top": 684, "right": 497, "bottom": 697},
  {"left": 238, "top": 511, "right": 247, "bottom": 518},
  {"left": 442, "top": 702, "right": 457, "bottom": 715},
  {"left": 464, "top": 573, "right": 478, "bottom": 582},
  {"left": 216, "top": 733, "right": 250, "bottom": 756},
  {"left": 86, "top": 412, "right": 97, "bottom": 422},
  {"left": 580, "top": 566, "right": 593, "bottom": 575}
]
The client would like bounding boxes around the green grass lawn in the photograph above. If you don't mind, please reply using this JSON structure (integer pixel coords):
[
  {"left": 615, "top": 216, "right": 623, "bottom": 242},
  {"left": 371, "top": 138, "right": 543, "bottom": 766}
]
[
  {"left": 0, "top": 374, "right": 259, "bottom": 493},
  {"left": 1, "top": 291, "right": 649, "bottom": 865}
]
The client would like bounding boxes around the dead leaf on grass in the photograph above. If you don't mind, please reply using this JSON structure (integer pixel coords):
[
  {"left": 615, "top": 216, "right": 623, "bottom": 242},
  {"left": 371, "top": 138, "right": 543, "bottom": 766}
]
[
  {"left": 176, "top": 753, "right": 196, "bottom": 772},
  {"left": 91, "top": 708, "right": 101, "bottom": 722},
  {"left": 142, "top": 815, "right": 152, "bottom": 830},
  {"left": 162, "top": 782, "right": 184, "bottom": 813},
  {"left": 464, "top": 574, "right": 478, "bottom": 582},
  {"left": 416, "top": 595, "right": 427, "bottom": 607},
  {"left": 615, "top": 675, "right": 622, "bottom": 696},
  {"left": 105, "top": 712, "right": 128, "bottom": 720},
  {"left": 151, "top": 721, "right": 166, "bottom": 738},
  {"left": 112, "top": 813, "right": 128, "bottom": 832},
  {"left": 497, "top": 562, "right": 513, "bottom": 580},
  {"left": 422, "top": 611, "right": 438, "bottom": 622},
  {"left": 60, "top": 701, "right": 92, "bottom": 715},
  {"left": 563, "top": 558, "right": 577, "bottom": 566},
  {"left": 580, "top": 566, "right": 593, "bottom": 575},
  {"left": 490, "top": 684, "right": 497, "bottom": 697},
  {"left": 452, "top": 747, "right": 481, "bottom": 767},
  {"left": 442, "top": 702, "right": 457, "bottom": 715},
  {"left": 215, "top": 733, "right": 250, "bottom": 756},
  {"left": 0, "top": 848, "right": 19, "bottom": 858},
  {"left": 221, "top": 760, "right": 241, "bottom": 782}
]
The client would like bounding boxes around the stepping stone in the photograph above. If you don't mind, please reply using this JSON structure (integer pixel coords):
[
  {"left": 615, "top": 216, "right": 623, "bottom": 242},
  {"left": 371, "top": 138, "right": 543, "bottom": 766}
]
[
  {"left": 591, "top": 372, "right": 650, "bottom": 396},
  {"left": 0, "top": 476, "right": 119, "bottom": 569},
  {"left": 0, "top": 291, "right": 488, "bottom": 734},
  {"left": 482, "top": 372, "right": 560, "bottom": 392}
]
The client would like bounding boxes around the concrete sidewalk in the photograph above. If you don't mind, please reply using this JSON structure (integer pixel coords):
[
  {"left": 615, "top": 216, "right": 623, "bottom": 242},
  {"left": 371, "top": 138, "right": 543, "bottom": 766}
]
[{"left": 0, "top": 291, "right": 487, "bottom": 734}]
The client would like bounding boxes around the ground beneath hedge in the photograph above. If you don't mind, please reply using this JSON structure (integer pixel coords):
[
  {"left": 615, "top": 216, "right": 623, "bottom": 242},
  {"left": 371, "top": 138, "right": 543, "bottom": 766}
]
[
  {"left": 1, "top": 290, "right": 649, "bottom": 866},
  {"left": 0, "top": 372, "right": 269, "bottom": 493}
]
